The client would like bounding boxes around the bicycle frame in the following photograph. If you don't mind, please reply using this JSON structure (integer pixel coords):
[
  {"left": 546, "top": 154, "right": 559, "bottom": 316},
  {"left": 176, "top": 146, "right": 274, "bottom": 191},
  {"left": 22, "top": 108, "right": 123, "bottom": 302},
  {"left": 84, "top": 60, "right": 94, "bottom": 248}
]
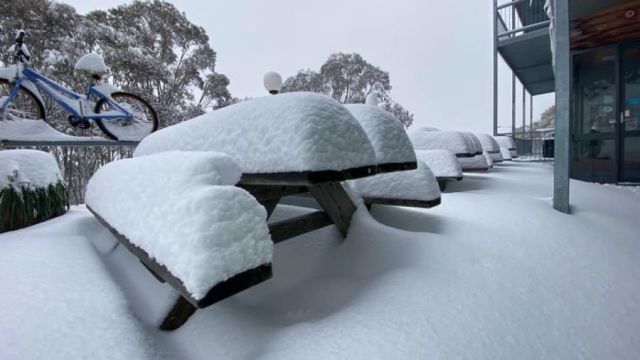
[{"left": 1, "top": 64, "right": 133, "bottom": 121}]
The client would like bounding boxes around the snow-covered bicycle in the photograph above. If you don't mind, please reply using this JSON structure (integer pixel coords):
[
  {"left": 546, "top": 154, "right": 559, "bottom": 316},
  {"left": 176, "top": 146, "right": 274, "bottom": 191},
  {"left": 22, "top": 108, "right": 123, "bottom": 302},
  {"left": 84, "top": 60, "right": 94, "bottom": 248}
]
[{"left": 0, "top": 28, "right": 158, "bottom": 141}]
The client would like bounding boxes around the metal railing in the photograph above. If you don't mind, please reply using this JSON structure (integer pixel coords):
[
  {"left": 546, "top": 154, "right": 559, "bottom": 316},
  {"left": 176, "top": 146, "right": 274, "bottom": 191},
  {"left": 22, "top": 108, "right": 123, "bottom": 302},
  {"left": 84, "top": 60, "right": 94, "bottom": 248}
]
[{"left": 497, "top": 0, "right": 551, "bottom": 41}]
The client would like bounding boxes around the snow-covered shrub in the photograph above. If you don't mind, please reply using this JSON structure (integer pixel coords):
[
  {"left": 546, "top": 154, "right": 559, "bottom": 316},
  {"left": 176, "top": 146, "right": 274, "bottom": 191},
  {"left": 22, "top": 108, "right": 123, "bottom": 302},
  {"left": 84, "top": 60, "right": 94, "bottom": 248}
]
[{"left": 0, "top": 150, "right": 67, "bottom": 233}]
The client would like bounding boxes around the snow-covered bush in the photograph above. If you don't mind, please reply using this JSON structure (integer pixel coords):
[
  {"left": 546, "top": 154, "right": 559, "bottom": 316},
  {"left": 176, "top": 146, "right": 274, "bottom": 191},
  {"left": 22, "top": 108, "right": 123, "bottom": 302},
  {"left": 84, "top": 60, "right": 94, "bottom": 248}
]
[{"left": 0, "top": 150, "right": 67, "bottom": 233}]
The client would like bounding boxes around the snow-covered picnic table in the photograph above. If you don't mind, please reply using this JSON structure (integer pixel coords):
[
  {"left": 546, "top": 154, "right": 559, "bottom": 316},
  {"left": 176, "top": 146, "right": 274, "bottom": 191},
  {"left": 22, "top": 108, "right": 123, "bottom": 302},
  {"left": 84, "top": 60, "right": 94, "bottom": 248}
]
[{"left": 89, "top": 93, "right": 428, "bottom": 329}]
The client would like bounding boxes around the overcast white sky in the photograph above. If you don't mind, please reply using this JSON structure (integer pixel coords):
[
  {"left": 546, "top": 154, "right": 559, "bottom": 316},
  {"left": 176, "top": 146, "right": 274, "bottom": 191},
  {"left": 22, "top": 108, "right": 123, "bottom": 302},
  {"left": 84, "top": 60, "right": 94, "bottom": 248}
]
[{"left": 63, "top": 0, "right": 554, "bottom": 134}]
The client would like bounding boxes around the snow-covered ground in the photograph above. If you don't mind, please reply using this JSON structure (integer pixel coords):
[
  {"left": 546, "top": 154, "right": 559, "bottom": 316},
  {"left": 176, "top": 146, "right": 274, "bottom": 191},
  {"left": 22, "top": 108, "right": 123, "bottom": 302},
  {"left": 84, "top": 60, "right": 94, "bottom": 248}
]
[{"left": 2, "top": 161, "right": 640, "bottom": 359}]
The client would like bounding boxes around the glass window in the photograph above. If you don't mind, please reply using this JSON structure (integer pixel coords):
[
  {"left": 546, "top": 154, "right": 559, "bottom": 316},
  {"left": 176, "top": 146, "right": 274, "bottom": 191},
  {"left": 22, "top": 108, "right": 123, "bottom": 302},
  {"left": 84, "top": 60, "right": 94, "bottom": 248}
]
[
  {"left": 623, "top": 136, "right": 640, "bottom": 181},
  {"left": 572, "top": 139, "right": 617, "bottom": 182},
  {"left": 573, "top": 47, "right": 617, "bottom": 135}
]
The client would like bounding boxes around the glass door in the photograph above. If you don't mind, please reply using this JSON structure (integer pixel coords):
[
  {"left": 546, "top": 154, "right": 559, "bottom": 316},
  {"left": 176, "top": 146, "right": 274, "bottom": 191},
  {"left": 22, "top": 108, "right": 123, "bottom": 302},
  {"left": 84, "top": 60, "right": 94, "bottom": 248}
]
[
  {"left": 620, "top": 43, "right": 640, "bottom": 182},
  {"left": 572, "top": 46, "right": 618, "bottom": 182}
]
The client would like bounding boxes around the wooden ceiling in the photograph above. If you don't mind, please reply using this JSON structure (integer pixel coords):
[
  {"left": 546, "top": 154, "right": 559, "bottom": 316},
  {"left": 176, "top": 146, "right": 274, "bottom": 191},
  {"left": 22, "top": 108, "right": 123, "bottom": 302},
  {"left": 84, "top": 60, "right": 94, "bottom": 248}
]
[{"left": 572, "top": 0, "right": 640, "bottom": 49}]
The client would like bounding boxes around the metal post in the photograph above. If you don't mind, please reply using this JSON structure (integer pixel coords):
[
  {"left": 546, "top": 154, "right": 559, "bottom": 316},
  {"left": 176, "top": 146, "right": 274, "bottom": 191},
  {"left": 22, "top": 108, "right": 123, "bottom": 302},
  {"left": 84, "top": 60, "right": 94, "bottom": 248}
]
[
  {"left": 530, "top": 94, "right": 534, "bottom": 139},
  {"left": 512, "top": 75, "right": 516, "bottom": 138},
  {"left": 522, "top": 86, "right": 526, "bottom": 138},
  {"left": 493, "top": 0, "right": 499, "bottom": 136},
  {"left": 553, "top": 0, "right": 570, "bottom": 214},
  {"left": 511, "top": 5, "right": 517, "bottom": 138}
]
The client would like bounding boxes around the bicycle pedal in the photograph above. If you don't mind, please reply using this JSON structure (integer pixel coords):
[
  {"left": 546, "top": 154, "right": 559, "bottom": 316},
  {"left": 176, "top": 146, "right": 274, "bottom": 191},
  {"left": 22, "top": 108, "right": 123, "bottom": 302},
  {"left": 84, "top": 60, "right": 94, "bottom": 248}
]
[{"left": 68, "top": 115, "right": 91, "bottom": 130}]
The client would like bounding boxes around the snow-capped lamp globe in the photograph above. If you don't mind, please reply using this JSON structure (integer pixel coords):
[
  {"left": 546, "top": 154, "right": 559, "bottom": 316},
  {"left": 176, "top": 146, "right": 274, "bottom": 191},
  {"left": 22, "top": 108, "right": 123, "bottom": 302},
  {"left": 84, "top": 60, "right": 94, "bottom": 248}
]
[
  {"left": 366, "top": 93, "right": 380, "bottom": 107},
  {"left": 263, "top": 71, "right": 283, "bottom": 95}
]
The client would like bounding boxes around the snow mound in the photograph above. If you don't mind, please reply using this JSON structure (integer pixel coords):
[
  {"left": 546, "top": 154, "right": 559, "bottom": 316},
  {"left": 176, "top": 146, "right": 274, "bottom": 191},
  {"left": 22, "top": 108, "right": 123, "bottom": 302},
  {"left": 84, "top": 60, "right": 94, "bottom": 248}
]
[
  {"left": 74, "top": 53, "right": 109, "bottom": 76},
  {"left": 344, "top": 104, "right": 416, "bottom": 165},
  {"left": 0, "top": 149, "right": 63, "bottom": 190},
  {"left": 85, "top": 151, "right": 273, "bottom": 300},
  {"left": 475, "top": 133, "right": 501, "bottom": 153},
  {"left": 475, "top": 133, "right": 503, "bottom": 162},
  {"left": 408, "top": 128, "right": 474, "bottom": 155},
  {"left": 483, "top": 151, "right": 494, "bottom": 168},
  {"left": 500, "top": 147, "right": 513, "bottom": 160},
  {"left": 460, "top": 132, "right": 483, "bottom": 154},
  {"left": 415, "top": 149, "right": 463, "bottom": 179},
  {"left": 348, "top": 160, "right": 440, "bottom": 202},
  {"left": 134, "top": 92, "right": 377, "bottom": 174},
  {"left": 459, "top": 154, "right": 489, "bottom": 171},
  {"left": 493, "top": 135, "right": 516, "bottom": 149}
]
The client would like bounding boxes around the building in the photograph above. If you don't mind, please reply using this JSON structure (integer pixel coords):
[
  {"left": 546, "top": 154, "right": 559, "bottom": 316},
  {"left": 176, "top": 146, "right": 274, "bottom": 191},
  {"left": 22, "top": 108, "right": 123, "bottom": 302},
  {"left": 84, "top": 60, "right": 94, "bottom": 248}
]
[{"left": 493, "top": 0, "right": 640, "bottom": 212}]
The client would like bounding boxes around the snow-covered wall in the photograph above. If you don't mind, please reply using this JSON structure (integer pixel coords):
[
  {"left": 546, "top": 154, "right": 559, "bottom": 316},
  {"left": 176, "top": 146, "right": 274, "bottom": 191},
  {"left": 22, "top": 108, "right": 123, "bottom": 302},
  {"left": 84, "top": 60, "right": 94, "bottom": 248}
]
[
  {"left": 85, "top": 151, "right": 273, "bottom": 300},
  {"left": 135, "top": 92, "right": 377, "bottom": 174}
]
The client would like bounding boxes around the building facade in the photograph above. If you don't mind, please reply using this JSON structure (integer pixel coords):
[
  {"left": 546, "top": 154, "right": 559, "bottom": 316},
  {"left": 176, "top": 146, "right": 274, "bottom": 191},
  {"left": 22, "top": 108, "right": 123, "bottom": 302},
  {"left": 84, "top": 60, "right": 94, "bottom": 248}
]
[{"left": 494, "top": 0, "right": 640, "bottom": 184}]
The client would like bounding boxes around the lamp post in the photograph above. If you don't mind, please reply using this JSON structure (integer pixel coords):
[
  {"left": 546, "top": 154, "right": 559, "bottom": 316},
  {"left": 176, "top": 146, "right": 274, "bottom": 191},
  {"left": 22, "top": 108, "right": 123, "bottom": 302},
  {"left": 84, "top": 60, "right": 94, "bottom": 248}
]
[
  {"left": 365, "top": 93, "right": 380, "bottom": 107},
  {"left": 263, "top": 71, "right": 283, "bottom": 95}
]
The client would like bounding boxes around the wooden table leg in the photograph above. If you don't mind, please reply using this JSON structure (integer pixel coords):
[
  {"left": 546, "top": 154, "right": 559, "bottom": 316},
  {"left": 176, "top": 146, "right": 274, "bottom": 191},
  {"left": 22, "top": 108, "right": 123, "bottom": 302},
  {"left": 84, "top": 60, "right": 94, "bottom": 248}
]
[
  {"left": 308, "top": 182, "right": 357, "bottom": 237},
  {"left": 160, "top": 296, "right": 197, "bottom": 331}
]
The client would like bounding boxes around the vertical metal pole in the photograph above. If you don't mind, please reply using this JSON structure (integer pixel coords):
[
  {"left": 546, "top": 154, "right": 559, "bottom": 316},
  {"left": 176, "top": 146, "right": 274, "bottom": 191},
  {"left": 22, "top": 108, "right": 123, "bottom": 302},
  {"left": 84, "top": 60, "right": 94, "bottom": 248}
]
[
  {"left": 530, "top": 94, "right": 534, "bottom": 139},
  {"left": 554, "top": 0, "right": 571, "bottom": 214},
  {"left": 512, "top": 75, "right": 516, "bottom": 138},
  {"left": 522, "top": 86, "right": 526, "bottom": 137},
  {"left": 493, "top": 0, "right": 499, "bottom": 136},
  {"left": 530, "top": 93, "right": 535, "bottom": 156},
  {"left": 511, "top": 4, "right": 517, "bottom": 139}
]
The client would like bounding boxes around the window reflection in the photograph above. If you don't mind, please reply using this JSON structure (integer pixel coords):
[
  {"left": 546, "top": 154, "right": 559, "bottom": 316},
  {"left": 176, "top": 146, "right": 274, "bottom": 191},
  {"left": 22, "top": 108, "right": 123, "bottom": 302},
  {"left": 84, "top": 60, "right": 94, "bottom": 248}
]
[
  {"left": 572, "top": 139, "right": 616, "bottom": 182},
  {"left": 573, "top": 47, "right": 617, "bottom": 134}
]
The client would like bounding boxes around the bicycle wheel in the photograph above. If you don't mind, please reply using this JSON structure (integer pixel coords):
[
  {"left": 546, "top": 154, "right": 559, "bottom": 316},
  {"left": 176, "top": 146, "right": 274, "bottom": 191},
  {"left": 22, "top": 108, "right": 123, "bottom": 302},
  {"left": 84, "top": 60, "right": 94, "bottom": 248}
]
[
  {"left": 95, "top": 92, "right": 158, "bottom": 141},
  {"left": 0, "top": 78, "right": 45, "bottom": 121}
]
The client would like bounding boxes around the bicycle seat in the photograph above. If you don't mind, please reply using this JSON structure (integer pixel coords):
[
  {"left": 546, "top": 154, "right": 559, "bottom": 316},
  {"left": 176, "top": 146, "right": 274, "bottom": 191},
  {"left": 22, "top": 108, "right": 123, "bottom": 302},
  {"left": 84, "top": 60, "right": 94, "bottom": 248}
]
[{"left": 74, "top": 53, "right": 109, "bottom": 78}]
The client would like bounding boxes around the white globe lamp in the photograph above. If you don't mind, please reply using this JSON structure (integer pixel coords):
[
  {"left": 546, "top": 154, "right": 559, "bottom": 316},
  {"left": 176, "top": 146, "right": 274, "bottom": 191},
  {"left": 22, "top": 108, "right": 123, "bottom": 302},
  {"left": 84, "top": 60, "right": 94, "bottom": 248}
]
[
  {"left": 263, "top": 71, "right": 283, "bottom": 95},
  {"left": 366, "top": 93, "right": 380, "bottom": 107}
]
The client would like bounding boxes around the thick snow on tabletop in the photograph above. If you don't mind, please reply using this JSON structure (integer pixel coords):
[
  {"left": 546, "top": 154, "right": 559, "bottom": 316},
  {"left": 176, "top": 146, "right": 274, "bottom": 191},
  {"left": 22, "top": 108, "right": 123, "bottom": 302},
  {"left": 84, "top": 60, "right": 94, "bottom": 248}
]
[
  {"left": 135, "top": 92, "right": 377, "bottom": 174},
  {"left": 85, "top": 151, "right": 273, "bottom": 300},
  {"left": 347, "top": 160, "right": 440, "bottom": 201},
  {"left": 494, "top": 135, "right": 516, "bottom": 150},
  {"left": 459, "top": 154, "right": 489, "bottom": 171},
  {"left": 460, "top": 132, "right": 483, "bottom": 154},
  {"left": 501, "top": 147, "right": 513, "bottom": 160},
  {"left": 483, "top": 150, "right": 494, "bottom": 168},
  {"left": 475, "top": 133, "right": 502, "bottom": 153},
  {"left": 415, "top": 149, "right": 462, "bottom": 178},
  {"left": 344, "top": 104, "right": 416, "bottom": 165},
  {"left": 408, "top": 128, "right": 474, "bottom": 155},
  {"left": 0, "top": 149, "right": 62, "bottom": 190}
]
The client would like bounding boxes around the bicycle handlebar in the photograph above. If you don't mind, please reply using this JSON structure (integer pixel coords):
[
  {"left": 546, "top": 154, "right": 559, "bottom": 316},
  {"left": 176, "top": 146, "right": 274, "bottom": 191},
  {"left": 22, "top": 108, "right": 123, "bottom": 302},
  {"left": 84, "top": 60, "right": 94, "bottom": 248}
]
[{"left": 15, "top": 30, "right": 26, "bottom": 45}]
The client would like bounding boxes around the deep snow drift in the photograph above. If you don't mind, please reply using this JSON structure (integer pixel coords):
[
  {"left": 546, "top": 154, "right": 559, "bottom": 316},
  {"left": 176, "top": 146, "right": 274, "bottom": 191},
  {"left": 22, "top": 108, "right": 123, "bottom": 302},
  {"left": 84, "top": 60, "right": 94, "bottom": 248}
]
[{"left": 2, "top": 162, "right": 640, "bottom": 359}]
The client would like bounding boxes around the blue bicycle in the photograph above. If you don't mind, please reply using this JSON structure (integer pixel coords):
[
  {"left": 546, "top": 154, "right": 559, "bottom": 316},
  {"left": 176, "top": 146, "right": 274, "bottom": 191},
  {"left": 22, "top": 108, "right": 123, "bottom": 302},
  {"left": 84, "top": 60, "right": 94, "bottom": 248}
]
[{"left": 0, "top": 29, "right": 158, "bottom": 141}]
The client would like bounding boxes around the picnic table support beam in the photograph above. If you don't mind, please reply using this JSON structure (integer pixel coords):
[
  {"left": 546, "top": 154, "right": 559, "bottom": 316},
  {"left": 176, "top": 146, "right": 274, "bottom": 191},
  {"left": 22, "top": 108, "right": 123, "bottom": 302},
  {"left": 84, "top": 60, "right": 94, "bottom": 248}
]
[
  {"left": 269, "top": 211, "right": 333, "bottom": 243},
  {"left": 307, "top": 183, "right": 357, "bottom": 237},
  {"left": 260, "top": 197, "right": 280, "bottom": 219},
  {"left": 160, "top": 296, "right": 198, "bottom": 331}
]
